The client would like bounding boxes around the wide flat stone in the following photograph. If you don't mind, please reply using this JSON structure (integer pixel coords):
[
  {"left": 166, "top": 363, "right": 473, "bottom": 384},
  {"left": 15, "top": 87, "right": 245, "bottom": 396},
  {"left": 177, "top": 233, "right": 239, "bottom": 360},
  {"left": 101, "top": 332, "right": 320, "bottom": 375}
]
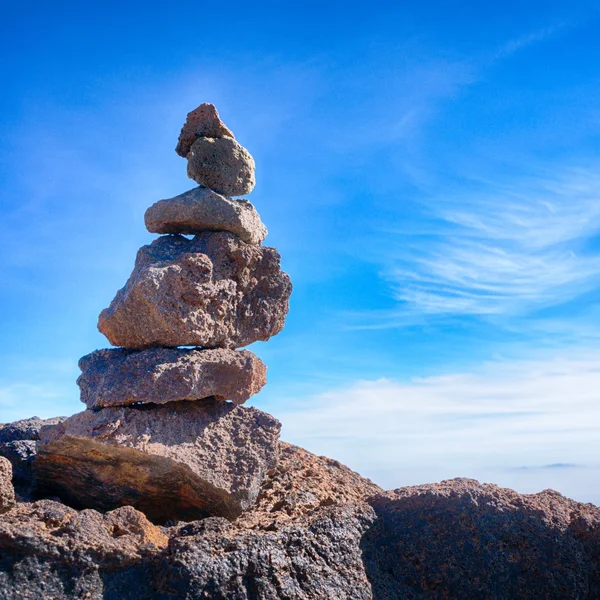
[
  {"left": 186, "top": 136, "right": 255, "bottom": 196},
  {"left": 98, "top": 231, "right": 291, "bottom": 349},
  {"left": 34, "top": 400, "right": 281, "bottom": 522},
  {"left": 175, "top": 103, "right": 234, "bottom": 158},
  {"left": 144, "top": 186, "right": 267, "bottom": 245},
  {"left": 78, "top": 347, "right": 267, "bottom": 409}
]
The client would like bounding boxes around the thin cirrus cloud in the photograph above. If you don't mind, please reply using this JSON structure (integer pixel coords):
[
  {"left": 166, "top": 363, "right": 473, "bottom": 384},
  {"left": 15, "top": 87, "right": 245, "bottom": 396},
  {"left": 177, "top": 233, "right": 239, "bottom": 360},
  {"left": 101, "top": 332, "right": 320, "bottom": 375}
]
[
  {"left": 276, "top": 347, "right": 600, "bottom": 502},
  {"left": 385, "top": 167, "right": 600, "bottom": 318}
]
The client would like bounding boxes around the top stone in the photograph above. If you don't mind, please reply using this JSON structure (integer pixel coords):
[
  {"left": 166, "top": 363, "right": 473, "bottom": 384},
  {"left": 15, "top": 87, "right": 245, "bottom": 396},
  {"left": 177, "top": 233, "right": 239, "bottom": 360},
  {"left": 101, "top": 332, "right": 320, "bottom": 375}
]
[
  {"left": 176, "top": 103, "right": 256, "bottom": 197},
  {"left": 175, "top": 103, "right": 234, "bottom": 157}
]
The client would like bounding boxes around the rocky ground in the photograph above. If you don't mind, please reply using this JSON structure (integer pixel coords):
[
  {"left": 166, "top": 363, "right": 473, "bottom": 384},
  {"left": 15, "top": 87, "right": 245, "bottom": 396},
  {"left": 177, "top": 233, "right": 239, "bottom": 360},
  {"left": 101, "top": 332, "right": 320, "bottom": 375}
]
[{"left": 1, "top": 424, "right": 600, "bottom": 599}]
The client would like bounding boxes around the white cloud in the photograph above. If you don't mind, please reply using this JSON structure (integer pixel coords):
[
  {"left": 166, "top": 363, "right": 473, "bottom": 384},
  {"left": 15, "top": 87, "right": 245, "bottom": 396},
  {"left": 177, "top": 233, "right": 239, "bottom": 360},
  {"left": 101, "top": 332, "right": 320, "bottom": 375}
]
[
  {"left": 385, "top": 167, "right": 600, "bottom": 317},
  {"left": 275, "top": 347, "right": 600, "bottom": 503}
]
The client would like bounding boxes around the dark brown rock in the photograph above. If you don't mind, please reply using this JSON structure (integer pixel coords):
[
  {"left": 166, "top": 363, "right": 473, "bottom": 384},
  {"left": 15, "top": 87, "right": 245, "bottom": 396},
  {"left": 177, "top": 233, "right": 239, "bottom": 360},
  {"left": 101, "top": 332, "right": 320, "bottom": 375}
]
[
  {"left": 77, "top": 347, "right": 267, "bottom": 409},
  {"left": 362, "top": 478, "right": 600, "bottom": 599},
  {"left": 0, "top": 457, "right": 15, "bottom": 514},
  {"left": 98, "top": 231, "right": 292, "bottom": 349},
  {"left": 175, "top": 102, "right": 234, "bottom": 158},
  {"left": 34, "top": 400, "right": 281, "bottom": 522},
  {"left": 144, "top": 186, "right": 267, "bottom": 245},
  {"left": 186, "top": 136, "right": 256, "bottom": 196},
  {"left": 0, "top": 416, "right": 65, "bottom": 499}
]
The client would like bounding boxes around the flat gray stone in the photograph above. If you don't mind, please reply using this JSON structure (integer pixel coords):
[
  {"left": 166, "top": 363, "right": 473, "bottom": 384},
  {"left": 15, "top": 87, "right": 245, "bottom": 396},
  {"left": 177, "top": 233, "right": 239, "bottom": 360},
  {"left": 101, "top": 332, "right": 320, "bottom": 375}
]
[
  {"left": 34, "top": 401, "right": 281, "bottom": 522},
  {"left": 78, "top": 347, "right": 267, "bottom": 409},
  {"left": 186, "top": 137, "right": 255, "bottom": 197},
  {"left": 176, "top": 103, "right": 234, "bottom": 158},
  {"left": 98, "top": 231, "right": 291, "bottom": 349},
  {"left": 144, "top": 186, "right": 267, "bottom": 245}
]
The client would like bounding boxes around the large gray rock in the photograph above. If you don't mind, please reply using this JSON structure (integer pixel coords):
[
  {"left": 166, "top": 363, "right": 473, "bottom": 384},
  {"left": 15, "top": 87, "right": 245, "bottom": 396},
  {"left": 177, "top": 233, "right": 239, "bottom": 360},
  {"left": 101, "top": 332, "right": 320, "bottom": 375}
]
[
  {"left": 144, "top": 186, "right": 267, "bottom": 245},
  {"left": 78, "top": 347, "right": 267, "bottom": 409},
  {"left": 98, "top": 231, "right": 291, "bottom": 349},
  {"left": 175, "top": 102, "right": 234, "bottom": 158},
  {"left": 186, "top": 137, "right": 255, "bottom": 196},
  {"left": 0, "top": 416, "right": 65, "bottom": 499},
  {"left": 34, "top": 400, "right": 281, "bottom": 522},
  {"left": 0, "top": 500, "right": 374, "bottom": 600},
  {"left": 0, "top": 457, "right": 15, "bottom": 514}
]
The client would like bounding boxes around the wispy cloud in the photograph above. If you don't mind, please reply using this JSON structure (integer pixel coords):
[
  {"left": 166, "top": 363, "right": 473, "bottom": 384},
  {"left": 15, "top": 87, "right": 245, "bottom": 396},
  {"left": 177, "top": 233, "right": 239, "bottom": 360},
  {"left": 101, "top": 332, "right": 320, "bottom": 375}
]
[
  {"left": 493, "top": 25, "right": 564, "bottom": 61},
  {"left": 276, "top": 347, "right": 600, "bottom": 502},
  {"left": 382, "top": 167, "right": 600, "bottom": 318}
]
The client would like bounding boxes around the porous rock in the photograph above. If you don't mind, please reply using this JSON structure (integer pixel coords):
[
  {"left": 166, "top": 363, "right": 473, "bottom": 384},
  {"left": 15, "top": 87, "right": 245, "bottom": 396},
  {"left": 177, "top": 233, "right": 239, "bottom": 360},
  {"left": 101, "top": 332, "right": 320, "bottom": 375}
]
[
  {"left": 4, "top": 441, "right": 600, "bottom": 599},
  {"left": 98, "top": 231, "right": 291, "bottom": 349},
  {"left": 362, "top": 478, "right": 600, "bottom": 599},
  {"left": 238, "top": 441, "right": 382, "bottom": 530},
  {"left": 0, "top": 457, "right": 15, "bottom": 514},
  {"left": 175, "top": 102, "right": 234, "bottom": 158},
  {"left": 78, "top": 347, "right": 267, "bottom": 408},
  {"left": 0, "top": 499, "right": 374, "bottom": 600},
  {"left": 0, "top": 416, "right": 65, "bottom": 498},
  {"left": 186, "top": 136, "right": 255, "bottom": 196},
  {"left": 144, "top": 186, "right": 267, "bottom": 245},
  {"left": 34, "top": 400, "right": 281, "bottom": 522}
]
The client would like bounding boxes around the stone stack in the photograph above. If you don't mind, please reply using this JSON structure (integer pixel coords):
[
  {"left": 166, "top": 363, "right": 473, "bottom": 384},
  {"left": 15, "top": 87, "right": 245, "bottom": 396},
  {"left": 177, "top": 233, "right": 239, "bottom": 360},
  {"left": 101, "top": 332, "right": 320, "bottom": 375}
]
[{"left": 34, "top": 104, "right": 292, "bottom": 523}]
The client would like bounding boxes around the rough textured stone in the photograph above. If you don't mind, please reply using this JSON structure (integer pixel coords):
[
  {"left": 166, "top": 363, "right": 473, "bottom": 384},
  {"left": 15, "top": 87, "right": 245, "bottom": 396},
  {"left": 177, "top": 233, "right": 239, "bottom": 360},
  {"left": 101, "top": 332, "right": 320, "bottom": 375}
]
[
  {"left": 187, "top": 136, "right": 255, "bottom": 196},
  {"left": 98, "top": 231, "right": 291, "bottom": 349},
  {"left": 162, "top": 503, "right": 375, "bottom": 600},
  {"left": 362, "top": 478, "right": 600, "bottom": 599},
  {"left": 0, "top": 457, "right": 15, "bottom": 514},
  {"left": 4, "top": 441, "right": 600, "bottom": 599},
  {"left": 238, "top": 442, "right": 382, "bottom": 530},
  {"left": 175, "top": 102, "right": 234, "bottom": 158},
  {"left": 34, "top": 400, "right": 281, "bottom": 522},
  {"left": 0, "top": 416, "right": 65, "bottom": 499},
  {"left": 0, "top": 500, "right": 374, "bottom": 600},
  {"left": 0, "top": 500, "right": 168, "bottom": 600},
  {"left": 78, "top": 347, "right": 267, "bottom": 409},
  {"left": 144, "top": 186, "right": 268, "bottom": 245}
]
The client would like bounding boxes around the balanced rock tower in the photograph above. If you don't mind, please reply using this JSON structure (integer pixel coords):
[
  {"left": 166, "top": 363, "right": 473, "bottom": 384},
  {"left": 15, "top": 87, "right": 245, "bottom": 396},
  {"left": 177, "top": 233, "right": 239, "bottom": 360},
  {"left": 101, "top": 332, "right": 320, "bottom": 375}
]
[{"left": 34, "top": 104, "right": 292, "bottom": 523}]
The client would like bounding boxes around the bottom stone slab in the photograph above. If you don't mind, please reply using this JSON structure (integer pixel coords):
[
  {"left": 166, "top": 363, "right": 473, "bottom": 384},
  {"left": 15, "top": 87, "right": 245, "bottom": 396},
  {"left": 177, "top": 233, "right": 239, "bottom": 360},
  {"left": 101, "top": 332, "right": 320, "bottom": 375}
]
[
  {"left": 34, "top": 400, "right": 281, "bottom": 522},
  {"left": 77, "top": 347, "right": 267, "bottom": 409}
]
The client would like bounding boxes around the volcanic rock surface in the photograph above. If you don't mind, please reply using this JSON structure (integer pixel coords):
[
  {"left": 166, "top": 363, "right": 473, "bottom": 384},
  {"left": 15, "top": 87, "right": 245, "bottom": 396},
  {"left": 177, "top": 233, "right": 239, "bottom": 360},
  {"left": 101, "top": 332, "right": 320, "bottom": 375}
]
[
  {"left": 186, "top": 136, "right": 256, "bottom": 196},
  {"left": 78, "top": 347, "right": 267, "bottom": 408},
  {"left": 144, "top": 186, "right": 267, "bottom": 245},
  {"left": 34, "top": 401, "right": 281, "bottom": 522},
  {"left": 98, "top": 231, "right": 291, "bottom": 349},
  {"left": 0, "top": 416, "right": 65, "bottom": 498},
  {"left": 0, "top": 457, "right": 15, "bottom": 514},
  {"left": 175, "top": 102, "right": 234, "bottom": 158},
  {"left": 3, "top": 441, "right": 600, "bottom": 599}
]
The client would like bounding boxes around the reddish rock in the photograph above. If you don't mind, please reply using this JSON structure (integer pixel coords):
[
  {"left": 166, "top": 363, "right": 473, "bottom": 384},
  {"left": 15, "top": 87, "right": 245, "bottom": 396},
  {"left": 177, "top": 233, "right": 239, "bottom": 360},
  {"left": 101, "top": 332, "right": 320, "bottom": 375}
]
[
  {"left": 186, "top": 136, "right": 255, "bottom": 197},
  {"left": 175, "top": 102, "right": 234, "bottom": 158},
  {"left": 98, "top": 231, "right": 291, "bottom": 349},
  {"left": 362, "top": 478, "right": 600, "bottom": 599},
  {"left": 78, "top": 347, "right": 267, "bottom": 409},
  {"left": 34, "top": 400, "right": 281, "bottom": 522},
  {"left": 144, "top": 186, "right": 267, "bottom": 245},
  {"left": 238, "top": 442, "right": 382, "bottom": 530}
]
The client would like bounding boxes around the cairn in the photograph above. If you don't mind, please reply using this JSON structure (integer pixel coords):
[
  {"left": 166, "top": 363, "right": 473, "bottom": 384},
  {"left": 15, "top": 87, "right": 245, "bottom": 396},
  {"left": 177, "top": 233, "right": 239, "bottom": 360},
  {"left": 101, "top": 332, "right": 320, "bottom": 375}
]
[{"left": 34, "top": 104, "right": 292, "bottom": 523}]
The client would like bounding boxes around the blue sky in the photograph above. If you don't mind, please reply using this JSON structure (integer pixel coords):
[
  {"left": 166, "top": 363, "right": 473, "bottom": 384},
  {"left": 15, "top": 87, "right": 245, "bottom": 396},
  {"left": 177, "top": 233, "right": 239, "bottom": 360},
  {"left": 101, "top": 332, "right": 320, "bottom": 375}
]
[{"left": 2, "top": 1, "right": 600, "bottom": 502}]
